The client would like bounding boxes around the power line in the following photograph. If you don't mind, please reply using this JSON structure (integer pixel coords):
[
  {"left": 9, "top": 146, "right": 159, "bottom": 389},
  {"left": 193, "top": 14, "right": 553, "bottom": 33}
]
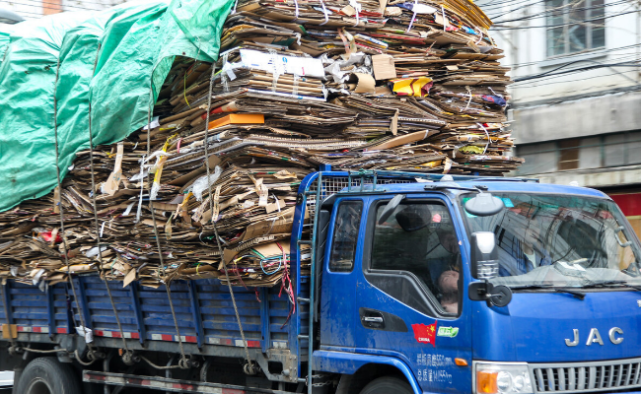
[
  {"left": 514, "top": 59, "right": 640, "bottom": 82},
  {"left": 488, "top": 0, "right": 585, "bottom": 18},
  {"left": 10, "top": 9, "right": 48, "bottom": 17},
  {"left": 9, "top": 0, "right": 102, "bottom": 11},
  {"left": 493, "top": 0, "right": 627, "bottom": 23},
  {"left": 509, "top": 51, "right": 641, "bottom": 74},
  {"left": 510, "top": 67, "right": 639, "bottom": 88},
  {"left": 501, "top": 42, "right": 641, "bottom": 68},
  {"left": 64, "top": 0, "right": 122, "bottom": 6},
  {"left": 482, "top": 0, "right": 546, "bottom": 13},
  {"left": 493, "top": 9, "right": 639, "bottom": 29},
  {"left": 481, "top": 0, "right": 543, "bottom": 12}
]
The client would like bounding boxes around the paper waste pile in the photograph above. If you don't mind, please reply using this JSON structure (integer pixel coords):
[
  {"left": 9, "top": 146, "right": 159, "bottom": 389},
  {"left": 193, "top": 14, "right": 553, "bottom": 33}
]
[{"left": 0, "top": 0, "right": 520, "bottom": 290}]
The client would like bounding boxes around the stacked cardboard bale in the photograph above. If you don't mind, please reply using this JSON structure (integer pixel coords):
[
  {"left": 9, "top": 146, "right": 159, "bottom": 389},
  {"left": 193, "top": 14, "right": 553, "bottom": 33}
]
[{"left": 0, "top": 0, "right": 520, "bottom": 289}]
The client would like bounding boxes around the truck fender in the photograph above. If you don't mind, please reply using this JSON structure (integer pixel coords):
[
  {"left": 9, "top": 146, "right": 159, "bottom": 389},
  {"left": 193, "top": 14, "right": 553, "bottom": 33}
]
[{"left": 314, "top": 350, "right": 421, "bottom": 394}]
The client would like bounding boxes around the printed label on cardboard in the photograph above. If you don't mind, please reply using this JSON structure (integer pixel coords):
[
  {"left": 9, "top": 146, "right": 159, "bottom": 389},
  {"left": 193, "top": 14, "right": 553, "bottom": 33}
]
[{"left": 239, "top": 49, "right": 325, "bottom": 78}]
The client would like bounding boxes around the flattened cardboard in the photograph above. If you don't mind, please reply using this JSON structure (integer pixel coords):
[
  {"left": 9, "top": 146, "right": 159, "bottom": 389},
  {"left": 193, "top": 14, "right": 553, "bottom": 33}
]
[
  {"left": 372, "top": 54, "right": 397, "bottom": 80},
  {"left": 123, "top": 269, "right": 137, "bottom": 288},
  {"left": 354, "top": 73, "right": 376, "bottom": 94},
  {"left": 368, "top": 130, "right": 439, "bottom": 151}
]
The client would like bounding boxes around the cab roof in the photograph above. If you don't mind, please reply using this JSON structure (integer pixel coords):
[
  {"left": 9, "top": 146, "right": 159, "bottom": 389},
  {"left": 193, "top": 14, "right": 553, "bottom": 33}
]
[
  {"left": 377, "top": 181, "right": 610, "bottom": 199},
  {"left": 327, "top": 171, "right": 610, "bottom": 200}
]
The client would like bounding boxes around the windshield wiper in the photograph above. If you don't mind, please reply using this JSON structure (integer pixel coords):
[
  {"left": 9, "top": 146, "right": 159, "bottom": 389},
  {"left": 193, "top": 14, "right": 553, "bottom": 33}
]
[
  {"left": 583, "top": 280, "right": 641, "bottom": 292},
  {"left": 511, "top": 285, "right": 585, "bottom": 300}
]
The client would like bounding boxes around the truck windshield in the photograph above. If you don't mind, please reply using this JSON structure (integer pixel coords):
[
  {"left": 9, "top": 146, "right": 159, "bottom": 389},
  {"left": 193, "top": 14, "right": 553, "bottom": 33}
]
[{"left": 461, "top": 193, "right": 641, "bottom": 290}]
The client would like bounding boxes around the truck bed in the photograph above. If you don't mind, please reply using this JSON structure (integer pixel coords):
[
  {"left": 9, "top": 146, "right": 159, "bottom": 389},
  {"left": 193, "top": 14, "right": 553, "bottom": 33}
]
[{"left": 0, "top": 275, "right": 309, "bottom": 355}]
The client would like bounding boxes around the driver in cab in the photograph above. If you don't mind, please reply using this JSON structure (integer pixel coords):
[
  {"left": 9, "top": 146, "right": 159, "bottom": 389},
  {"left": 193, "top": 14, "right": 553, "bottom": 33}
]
[{"left": 499, "top": 214, "right": 552, "bottom": 277}]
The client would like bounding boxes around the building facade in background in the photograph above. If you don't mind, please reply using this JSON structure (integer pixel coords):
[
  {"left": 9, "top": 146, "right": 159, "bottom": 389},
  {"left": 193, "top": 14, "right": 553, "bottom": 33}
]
[{"left": 481, "top": 0, "right": 641, "bottom": 237}]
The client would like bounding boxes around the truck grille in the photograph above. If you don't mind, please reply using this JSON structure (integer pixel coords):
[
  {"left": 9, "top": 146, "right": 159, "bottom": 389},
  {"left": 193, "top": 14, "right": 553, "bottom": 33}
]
[{"left": 531, "top": 358, "right": 641, "bottom": 393}]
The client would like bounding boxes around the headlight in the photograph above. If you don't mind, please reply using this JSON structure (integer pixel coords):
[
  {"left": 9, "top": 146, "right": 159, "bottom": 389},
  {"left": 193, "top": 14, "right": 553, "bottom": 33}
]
[{"left": 474, "top": 362, "right": 533, "bottom": 394}]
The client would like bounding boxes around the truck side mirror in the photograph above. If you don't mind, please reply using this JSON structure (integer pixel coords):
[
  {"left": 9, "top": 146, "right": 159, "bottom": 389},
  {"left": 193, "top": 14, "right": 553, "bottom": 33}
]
[
  {"left": 470, "top": 232, "right": 499, "bottom": 280},
  {"left": 469, "top": 231, "right": 512, "bottom": 307}
]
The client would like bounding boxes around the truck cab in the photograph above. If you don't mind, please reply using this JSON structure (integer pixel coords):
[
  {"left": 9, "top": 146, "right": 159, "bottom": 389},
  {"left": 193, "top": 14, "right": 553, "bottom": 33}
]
[{"left": 307, "top": 172, "right": 641, "bottom": 394}]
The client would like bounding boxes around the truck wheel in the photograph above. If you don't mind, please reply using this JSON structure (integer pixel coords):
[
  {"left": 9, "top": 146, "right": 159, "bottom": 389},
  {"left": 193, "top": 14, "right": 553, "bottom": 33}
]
[
  {"left": 359, "top": 376, "right": 413, "bottom": 394},
  {"left": 15, "top": 357, "right": 81, "bottom": 394}
]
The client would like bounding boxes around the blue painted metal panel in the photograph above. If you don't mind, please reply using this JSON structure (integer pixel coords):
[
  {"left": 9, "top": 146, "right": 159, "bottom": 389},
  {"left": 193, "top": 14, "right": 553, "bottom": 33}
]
[
  {"left": 10, "top": 282, "right": 48, "bottom": 328},
  {"left": 47, "top": 285, "right": 55, "bottom": 336},
  {"left": 129, "top": 282, "right": 146, "bottom": 344},
  {"left": 260, "top": 287, "right": 269, "bottom": 353},
  {"left": 53, "top": 284, "right": 71, "bottom": 333},
  {"left": 73, "top": 277, "right": 93, "bottom": 330},
  {"left": 267, "top": 286, "right": 290, "bottom": 349},
  {"left": 81, "top": 276, "right": 135, "bottom": 333},
  {"left": 187, "top": 281, "right": 204, "bottom": 347},
  {"left": 313, "top": 350, "right": 422, "bottom": 394},
  {"left": 195, "top": 279, "right": 261, "bottom": 343},
  {"left": 473, "top": 291, "right": 641, "bottom": 363},
  {"left": 139, "top": 282, "right": 197, "bottom": 338},
  {"left": 0, "top": 282, "right": 11, "bottom": 325}
]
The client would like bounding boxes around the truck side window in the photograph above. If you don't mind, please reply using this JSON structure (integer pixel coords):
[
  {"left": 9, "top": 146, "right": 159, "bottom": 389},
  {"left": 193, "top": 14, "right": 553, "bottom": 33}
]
[
  {"left": 371, "top": 202, "right": 461, "bottom": 315},
  {"left": 329, "top": 201, "right": 363, "bottom": 272}
]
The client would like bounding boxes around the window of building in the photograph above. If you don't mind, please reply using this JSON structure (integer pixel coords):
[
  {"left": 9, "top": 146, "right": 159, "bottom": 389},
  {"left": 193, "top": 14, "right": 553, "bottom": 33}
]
[
  {"left": 515, "top": 131, "right": 641, "bottom": 176},
  {"left": 579, "top": 137, "right": 601, "bottom": 168},
  {"left": 329, "top": 201, "right": 362, "bottom": 272},
  {"left": 604, "top": 134, "right": 625, "bottom": 167},
  {"left": 558, "top": 138, "right": 580, "bottom": 170},
  {"left": 517, "top": 142, "right": 558, "bottom": 174},
  {"left": 546, "top": 0, "right": 605, "bottom": 57}
]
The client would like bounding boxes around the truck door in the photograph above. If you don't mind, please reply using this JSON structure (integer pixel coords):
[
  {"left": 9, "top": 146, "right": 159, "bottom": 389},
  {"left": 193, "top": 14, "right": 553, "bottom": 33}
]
[
  {"left": 319, "top": 197, "right": 365, "bottom": 350},
  {"left": 354, "top": 195, "right": 472, "bottom": 393}
]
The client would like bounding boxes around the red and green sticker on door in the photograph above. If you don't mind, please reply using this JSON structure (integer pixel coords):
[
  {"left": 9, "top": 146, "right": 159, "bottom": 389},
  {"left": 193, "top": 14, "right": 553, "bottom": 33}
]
[{"left": 412, "top": 321, "right": 459, "bottom": 346}]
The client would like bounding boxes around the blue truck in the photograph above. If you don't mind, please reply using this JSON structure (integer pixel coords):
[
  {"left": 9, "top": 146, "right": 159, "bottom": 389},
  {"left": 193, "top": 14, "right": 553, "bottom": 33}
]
[{"left": 2, "top": 170, "right": 641, "bottom": 394}]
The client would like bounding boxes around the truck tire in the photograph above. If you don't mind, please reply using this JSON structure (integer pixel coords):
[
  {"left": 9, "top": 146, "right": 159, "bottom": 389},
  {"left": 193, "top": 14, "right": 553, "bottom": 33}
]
[
  {"left": 359, "top": 376, "right": 413, "bottom": 394},
  {"left": 15, "top": 357, "right": 81, "bottom": 394}
]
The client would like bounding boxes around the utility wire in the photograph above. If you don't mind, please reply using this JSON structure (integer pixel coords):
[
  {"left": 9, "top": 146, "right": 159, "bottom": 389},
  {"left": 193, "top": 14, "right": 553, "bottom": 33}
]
[
  {"left": 18, "top": 0, "right": 104, "bottom": 9},
  {"left": 503, "top": 44, "right": 641, "bottom": 67},
  {"left": 508, "top": 55, "right": 641, "bottom": 85},
  {"left": 482, "top": 0, "right": 547, "bottom": 13},
  {"left": 514, "top": 60, "right": 640, "bottom": 82},
  {"left": 493, "top": 9, "right": 639, "bottom": 29},
  {"left": 8, "top": 0, "right": 102, "bottom": 11},
  {"left": 11, "top": 9, "right": 47, "bottom": 17},
  {"left": 493, "top": 0, "right": 626, "bottom": 23},
  {"left": 511, "top": 67, "right": 639, "bottom": 87}
]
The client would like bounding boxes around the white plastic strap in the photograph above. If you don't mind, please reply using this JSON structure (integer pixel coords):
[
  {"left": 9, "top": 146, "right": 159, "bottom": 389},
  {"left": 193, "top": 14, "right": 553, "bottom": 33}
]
[
  {"left": 222, "top": 62, "right": 237, "bottom": 81},
  {"left": 293, "top": 0, "right": 300, "bottom": 21},
  {"left": 477, "top": 122, "right": 491, "bottom": 154},
  {"left": 488, "top": 86, "right": 503, "bottom": 99},
  {"left": 76, "top": 326, "right": 94, "bottom": 343},
  {"left": 475, "top": 27, "right": 484, "bottom": 45},
  {"left": 292, "top": 73, "right": 300, "bottom": 98},
  {"left": 349, "top": 0, "right": 361, "bottom": 26},
  {"left": 319, "top": 0, "right": 329, "bottom": 25},
  {"left": 464, "top": 86, "right": 473, "bottom": 111},
  {"left": 135, "top": 154, "right": 145, "bottom": 223},
  {"left": 221, "top": 53, "right": 230, "bottom": 93},
  {"left": 232, "top": 0, "right": 239, "bottom": 14},
  {"left": 268, "top": 49, "right": 282, "bottom": 93},
  {"left": 407, "top": 0, "right": 418, "bottom": 32},
  {"left": 441, "top": 5, "right": 447, "bottom": 32}
]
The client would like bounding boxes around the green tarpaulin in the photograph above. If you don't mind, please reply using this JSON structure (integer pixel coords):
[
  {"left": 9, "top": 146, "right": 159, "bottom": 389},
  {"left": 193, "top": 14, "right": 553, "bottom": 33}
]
[{"left": 0, "top": 0, "right": 234, "bottom": 212}]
